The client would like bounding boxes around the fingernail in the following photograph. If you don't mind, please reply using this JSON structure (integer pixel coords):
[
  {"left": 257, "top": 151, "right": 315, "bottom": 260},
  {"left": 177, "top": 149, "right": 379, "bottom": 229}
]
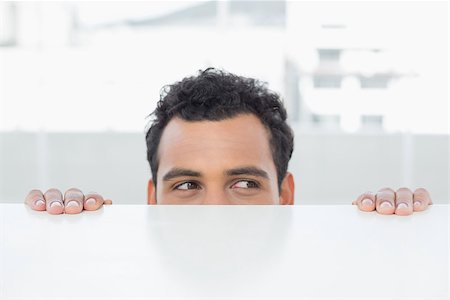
[
  {"left": 66, "top": 200, "right": 79, "bottom": 207},
  {"left": 380, "top": 201, "right": 393, "bottom": 209},
  {"left": 34, "top": 199, "right": 45, "bottom": 206},
  {"left": 362, "top": 198, "right": 373, "bottom": 206},
  {"left": 50, "top": 201, "right": 62, "bottom": 208},
  {"left": 85, "top": 198, "right": 96, "bottom": 206},
  {"left": 414, "top": 201, "right": 422, "bottom": 207},
  {"left": 397, "top": 202, "right": 408, "bottom": 209}
]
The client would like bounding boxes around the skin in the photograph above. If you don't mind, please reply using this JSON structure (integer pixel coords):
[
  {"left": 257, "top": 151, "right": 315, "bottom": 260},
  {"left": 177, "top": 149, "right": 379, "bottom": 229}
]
[{"left": 25, "top": 113, "right": 432, "bottom": 214}]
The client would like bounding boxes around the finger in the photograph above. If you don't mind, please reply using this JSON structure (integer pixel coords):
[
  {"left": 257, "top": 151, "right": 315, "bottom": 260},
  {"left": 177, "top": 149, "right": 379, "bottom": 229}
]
[
  {"left": 83, "top": 192, "right": 104, "bottom": 211},
  {"left": 63, "top": 188, "right": 84, "bottom": 214},
  {"left": 413, "top": 188, "right": 432, "bottom": 212},
  {"left": 353, "top": 191, "right": 376, "bottom": 212},
  {"left": 375, "top": 188, "right": 395, "bottom": 215},
  {"left": 44, "top": 188, "right": 64, "bottom": 215},
  {"left": 25, "top": 189, "right": 46, "bottom": 211},
  {"left": 104, "top": 199, "right": 113, "bottom": 205},
  {"left": 395, "top": 187, "right": 413, "bottom": 216}
]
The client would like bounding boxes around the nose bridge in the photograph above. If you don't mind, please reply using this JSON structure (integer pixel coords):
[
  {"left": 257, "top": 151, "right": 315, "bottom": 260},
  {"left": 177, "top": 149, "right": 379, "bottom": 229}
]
[{"left": 202, "top": 187, "right": 231, "bottom": 205}]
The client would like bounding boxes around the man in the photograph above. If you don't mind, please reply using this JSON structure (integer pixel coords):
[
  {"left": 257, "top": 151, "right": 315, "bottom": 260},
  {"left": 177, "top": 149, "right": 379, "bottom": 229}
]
[{"left": 25, "top": 69, "right": 433, "bottom": 215}]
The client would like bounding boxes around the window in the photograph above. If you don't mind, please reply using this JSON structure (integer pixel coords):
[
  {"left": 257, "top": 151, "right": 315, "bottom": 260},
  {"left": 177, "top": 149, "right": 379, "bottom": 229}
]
[
  {"left": 313, "top": 75, "right": 342, "bottom": 88},
  {"left": 318, "top": 49, "right": 341, "bottom": 62},
  {"left": 0, "top": 2, "right": 16, "bottom": 46},
  {"left": 228, "top": 1, "right": 285, "bottom": 27},
  {"left": 360, "top": 75, "right": 390, "bottom": 89},
  {"left": 312, "top": 114, "right": 341, "bottom": 129},
  {"left": 361, "top": 115, "right": 383, "bottom": 129}
]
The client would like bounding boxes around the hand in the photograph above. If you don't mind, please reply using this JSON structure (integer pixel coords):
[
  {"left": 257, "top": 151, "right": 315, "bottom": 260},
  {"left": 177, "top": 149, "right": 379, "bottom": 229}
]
[
  {"left": 25, "top": 188, "right": 112, "bottom": 215},
  {"left": 353, "top": 187, "right": 432, "bottom": 216}
]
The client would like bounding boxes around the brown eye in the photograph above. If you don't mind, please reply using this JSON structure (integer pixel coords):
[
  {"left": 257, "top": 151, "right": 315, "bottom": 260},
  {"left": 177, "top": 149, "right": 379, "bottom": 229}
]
[
  {"left": 231, "top": 180, "right": 260, "bottom": 189},
  {"left": 175, "top": 182, "right": 200, "bottom": 190}
]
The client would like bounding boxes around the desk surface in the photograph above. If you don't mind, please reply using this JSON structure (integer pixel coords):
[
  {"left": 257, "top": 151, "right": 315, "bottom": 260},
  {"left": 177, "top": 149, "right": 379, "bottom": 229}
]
[{"left": 1, "top": 204, "right": 448, "bottom": 299}]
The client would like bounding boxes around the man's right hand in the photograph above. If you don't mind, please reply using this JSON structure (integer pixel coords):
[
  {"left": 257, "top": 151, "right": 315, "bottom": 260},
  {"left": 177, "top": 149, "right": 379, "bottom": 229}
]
[{"left": 25, "top": 188, "right": 112, "bottom": 215}]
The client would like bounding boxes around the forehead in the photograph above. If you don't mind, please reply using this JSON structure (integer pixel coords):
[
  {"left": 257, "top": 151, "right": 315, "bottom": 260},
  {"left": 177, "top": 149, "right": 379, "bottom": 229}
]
[{"left": 156, "top": 114, "right": 276, "bottom": 177}]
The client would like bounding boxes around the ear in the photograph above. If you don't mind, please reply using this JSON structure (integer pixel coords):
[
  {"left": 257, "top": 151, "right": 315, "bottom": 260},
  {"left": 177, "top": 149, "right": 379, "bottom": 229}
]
[
  {"left": 279, "top": 172, "right": 295, "bottom": 205},
  {"left": 147, "top": 179, "right": 157, "bottom": 205}
]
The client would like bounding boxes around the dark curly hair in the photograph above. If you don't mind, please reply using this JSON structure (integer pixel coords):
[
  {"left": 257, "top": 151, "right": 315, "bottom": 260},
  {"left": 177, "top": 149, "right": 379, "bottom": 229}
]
[{"left": 145, "top": 68, "right": 294, "bottom": 193}]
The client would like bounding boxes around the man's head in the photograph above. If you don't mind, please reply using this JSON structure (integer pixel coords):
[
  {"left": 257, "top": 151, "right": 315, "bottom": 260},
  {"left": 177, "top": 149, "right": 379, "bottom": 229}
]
[{"left": 145, "top": 68, "right": 294, "bottom": 204}]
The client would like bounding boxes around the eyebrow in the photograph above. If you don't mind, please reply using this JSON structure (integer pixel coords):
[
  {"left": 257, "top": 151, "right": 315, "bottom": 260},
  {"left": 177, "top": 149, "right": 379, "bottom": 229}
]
[
  {"left": 224, "top": 166, "right": 269, "bottom": 179},
  {"left": 162, "top": 168, "right": 203, "bottom": 181},
  {"left": 162, "top": 166, "right": 270, "bottom": 182}
]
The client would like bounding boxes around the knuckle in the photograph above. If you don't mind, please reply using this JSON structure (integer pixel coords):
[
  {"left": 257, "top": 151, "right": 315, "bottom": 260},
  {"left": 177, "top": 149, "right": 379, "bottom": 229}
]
[
  {"left": 85, "top": 191, "right": 100, "bottom": 197},
  {"left": 413, "top": 194, "right": 428, "bottom": 202},
  {"left": 91, "top": 194, "right": 104, "bottom": 201},
  {"left": 45, "top": 188, "right": 62, "bottom": 196},
  {"left": 64, "top": 189, "right": 84, "bottom": 199},
  {"left": 361, "top": 192, "right": 374, "bottom": 199},
  {"left": 396, "top": 193, "right": 413, "bottom": 202},
  {"left": 25, "top": 190, "right": 42, "bottom": 202},
  {"left": 397, "top": 187, "right": 412, "bottom": 193},
  {"left": 376, "top": 193, "right": 394, "bottom": 202},
  {"left": 378, "top": 187, "right": 395, "bottom": 194},
  {"left": 66, "top": 187, "right": 83, "bottom": 194},
  {"left": 414, "top": 188, "right": 429, "bottom": 197},
  {"left": 31, "top": 194, "right": 44, "bottom": 201}
]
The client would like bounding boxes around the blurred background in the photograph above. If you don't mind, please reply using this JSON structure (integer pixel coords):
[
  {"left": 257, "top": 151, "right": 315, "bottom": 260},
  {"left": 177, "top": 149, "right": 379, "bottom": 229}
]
[{"left": 0, "top": 1, "right": 448, "bottom": 204}]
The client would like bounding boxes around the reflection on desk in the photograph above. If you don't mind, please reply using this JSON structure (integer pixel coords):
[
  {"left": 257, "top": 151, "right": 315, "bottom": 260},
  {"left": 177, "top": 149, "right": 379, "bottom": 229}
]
[{"left": 0, "top": 204, "right": 448, "bottom": 299}]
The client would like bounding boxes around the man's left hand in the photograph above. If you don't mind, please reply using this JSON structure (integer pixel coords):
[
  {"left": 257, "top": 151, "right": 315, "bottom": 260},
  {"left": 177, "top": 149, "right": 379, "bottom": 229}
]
[{"left": 353, "top": 187, "right": 433, "bottom": 216}]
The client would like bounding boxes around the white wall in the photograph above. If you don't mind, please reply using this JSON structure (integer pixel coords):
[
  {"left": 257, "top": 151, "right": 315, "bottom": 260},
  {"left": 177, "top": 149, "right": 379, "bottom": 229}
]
[{"left": 1, "top": 130, "right": 447, "bottom": 204}]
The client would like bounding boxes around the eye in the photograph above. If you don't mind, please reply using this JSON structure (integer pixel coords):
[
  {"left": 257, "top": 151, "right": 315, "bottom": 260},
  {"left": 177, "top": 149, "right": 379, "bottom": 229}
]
[
  {"left": 231, "top": 180, "right": 260, "bottom": 189},
  {"left": 174, "top": 182, "right": 200, "bottom": 190}
]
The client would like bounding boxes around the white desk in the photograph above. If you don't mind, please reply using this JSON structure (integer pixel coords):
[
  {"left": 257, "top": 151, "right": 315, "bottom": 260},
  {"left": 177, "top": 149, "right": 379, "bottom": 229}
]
[{"left": 1, "top": 204, "right": 448, "bottom": 299}]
